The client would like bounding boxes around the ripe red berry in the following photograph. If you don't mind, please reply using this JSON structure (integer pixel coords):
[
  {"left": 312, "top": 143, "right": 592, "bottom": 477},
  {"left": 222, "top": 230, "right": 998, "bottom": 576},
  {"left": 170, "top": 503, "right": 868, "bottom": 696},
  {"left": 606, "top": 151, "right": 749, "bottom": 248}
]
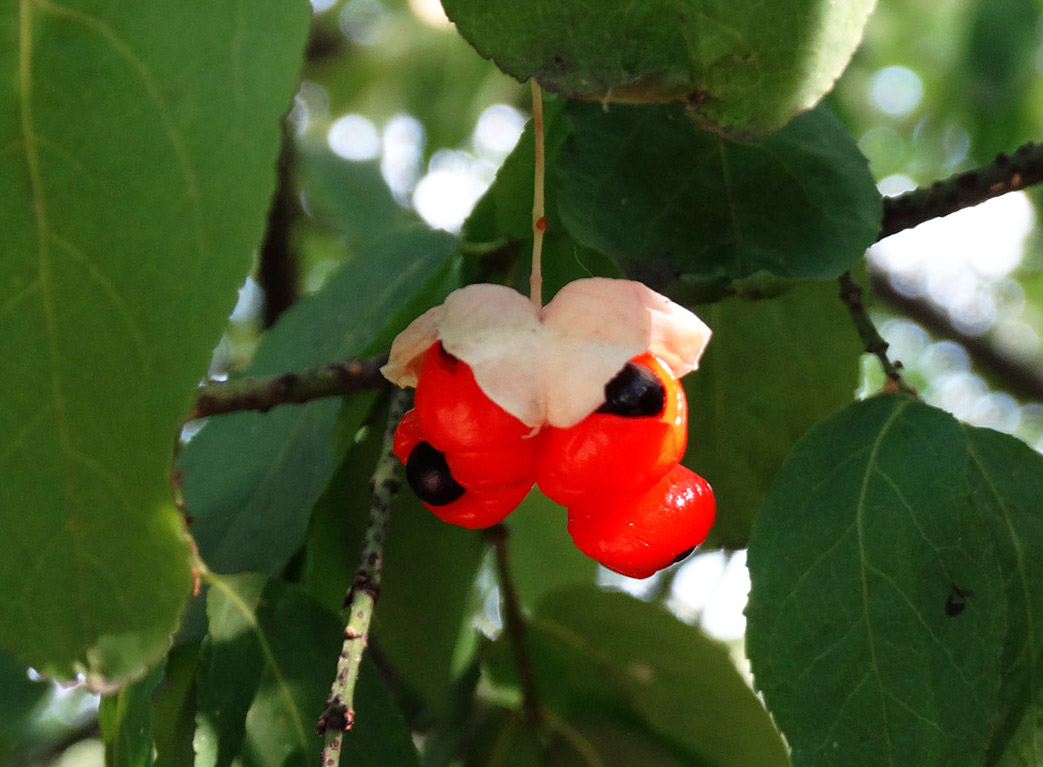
[
  {"left": 415, "top": 343, "right": 531, "bottom": 452},
  {"left": 423, "top": 482, "right": 533, "bottom": 529},
  {"left": 393, "top": 345, "right": 538, "bottom": 528},
  {"left": 535, "top": 352, "right": 687, "bottom": 506},
  {"left": 566, "top": 465, "right": 715, "bottom": 579}
]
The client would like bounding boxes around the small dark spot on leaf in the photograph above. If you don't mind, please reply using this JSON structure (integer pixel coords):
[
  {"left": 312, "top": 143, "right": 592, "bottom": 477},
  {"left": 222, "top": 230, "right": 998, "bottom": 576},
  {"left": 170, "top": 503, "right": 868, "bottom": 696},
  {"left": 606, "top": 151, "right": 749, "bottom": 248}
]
[{"left": 945, "top": 583, "right": 973, "bottom": 617}]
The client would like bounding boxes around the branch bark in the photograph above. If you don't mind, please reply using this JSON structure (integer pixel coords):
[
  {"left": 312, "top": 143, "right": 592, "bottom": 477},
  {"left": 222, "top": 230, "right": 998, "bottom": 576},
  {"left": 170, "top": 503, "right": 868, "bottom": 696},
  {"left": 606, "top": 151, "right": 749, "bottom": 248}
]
[
  {"left": 878, "top": 141, "right": 1043, "bottom": 241},
  {"left": 188, "top": 354, "right": 389, "bottom": 420},
  {"left": 318, "top": 390, "right": 411, "bottom": 764}
]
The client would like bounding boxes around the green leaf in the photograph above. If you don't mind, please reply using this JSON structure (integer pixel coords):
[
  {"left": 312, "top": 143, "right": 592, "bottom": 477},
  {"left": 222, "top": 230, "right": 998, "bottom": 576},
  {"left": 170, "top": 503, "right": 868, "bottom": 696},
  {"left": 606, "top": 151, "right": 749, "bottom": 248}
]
[
  {"left": 545, "top": 716, "right": 691, "bottom": 767},
  {"left": 99, "top": 662, "right": 166, "bottom": 767},
  {"left": 958, "top": 0, "right": 1040, "bottom": 161},
  {"left": 151, "top": 643, "right": 199, "bottom": 767},
  {"left": 512, "top": 586, "right": 789, "bottom": 767},
  {"left": 963, "top": 427, "right": 1043, "bottom": 766},
  {"left": 441, "top": 0, "right": 876, "bottom": 134},
  {"left": 557, "top": 102, "right": 882, "bottom": 294},
  {"left": 684, "top": 280, "right": 862, "bottom": 548},
  {"left": 373, "top": 490, "right": 486, "bottom": 714},
  {"left": 464, "top": 708, "right": 544, "bottom": 767},
  {"left": 0, "top": 0, "right": 310, "bottom": 684},
  {"left": 508, "top": 491, "right": 598, "bottom": 609},
  {"left": 746, "top": 396, "right": 1008, "bottom": 767},
  {"left": 196, "top": 574, "right": 418, "bottom": 767},
  {"left": 296, "top": 144, "right": 409, "bottom": 250},
  {"left": 179, "top": 227, "right": 457, "bottom": 575}
]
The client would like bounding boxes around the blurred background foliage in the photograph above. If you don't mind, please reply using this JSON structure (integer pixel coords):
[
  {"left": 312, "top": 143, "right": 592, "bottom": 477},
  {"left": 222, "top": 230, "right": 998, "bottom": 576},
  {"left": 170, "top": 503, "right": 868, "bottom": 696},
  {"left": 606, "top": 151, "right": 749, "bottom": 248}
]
[{"left": 9, "top": 0, "right": 1043, "bottom": 763}]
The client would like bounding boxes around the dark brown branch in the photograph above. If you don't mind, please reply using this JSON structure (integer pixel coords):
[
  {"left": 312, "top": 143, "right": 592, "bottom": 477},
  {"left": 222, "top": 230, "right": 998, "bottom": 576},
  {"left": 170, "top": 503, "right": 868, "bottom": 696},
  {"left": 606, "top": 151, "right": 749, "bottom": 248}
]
[
  {"left": 838, "top": 271, "right": 914, "bottom": 394},
  {"left": 189, "top": 354, "right": 389, "bottom": 420},
  {"left": 485, "top": 524, "right": 541, "bottom": 723},
  {"left": 258, "top": 124, "right": 300, "bottom": 328},
  {"left": 879, "top": 141, "right": 1043, "bottom": 241},
  {"left": 869, "top": 272, "right": 1043, "bottom": 403}
]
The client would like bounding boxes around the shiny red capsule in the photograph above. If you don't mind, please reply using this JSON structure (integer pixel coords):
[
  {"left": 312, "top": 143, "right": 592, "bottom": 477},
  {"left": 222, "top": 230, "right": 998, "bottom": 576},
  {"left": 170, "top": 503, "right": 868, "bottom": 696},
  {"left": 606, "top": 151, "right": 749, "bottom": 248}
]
[
  {"left": 536, "top": 352, "right": 687, "bottom": 506},
  {"left": 567, "top": 464, "right": 716, "bottom": 579}
]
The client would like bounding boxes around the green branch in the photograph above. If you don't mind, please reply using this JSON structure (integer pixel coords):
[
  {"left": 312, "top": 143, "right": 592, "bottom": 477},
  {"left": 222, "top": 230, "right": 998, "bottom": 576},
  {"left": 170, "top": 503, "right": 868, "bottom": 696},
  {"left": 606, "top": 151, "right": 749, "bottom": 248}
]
[
  {"left": 189, "top": 354, "right": 389, "bottom": 420},
  {"left": 317, "top": 389, "right": 411, "bottom": 764},
  {"left": 878, "top": 141, "right": 1043, "bottom": 241},
  {"left": 837, "top": 271, "right": 915, "bottom": 395}
]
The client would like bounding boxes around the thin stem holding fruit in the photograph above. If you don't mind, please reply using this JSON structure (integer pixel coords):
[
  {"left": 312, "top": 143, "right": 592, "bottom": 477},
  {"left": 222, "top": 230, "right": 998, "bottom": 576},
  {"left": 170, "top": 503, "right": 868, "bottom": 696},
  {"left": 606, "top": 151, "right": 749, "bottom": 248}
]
[
  {"left": 318, "top": 389, "right": 411, "bottom": 766},
  {"left": 838, "top": 271, "right": 915, "bottom": 395},
  {"left": 530, "top": 79, "right": 546, "bottom": 309},
  {"left": 485, "top": 524, "right": 541, "bottom": 722}
]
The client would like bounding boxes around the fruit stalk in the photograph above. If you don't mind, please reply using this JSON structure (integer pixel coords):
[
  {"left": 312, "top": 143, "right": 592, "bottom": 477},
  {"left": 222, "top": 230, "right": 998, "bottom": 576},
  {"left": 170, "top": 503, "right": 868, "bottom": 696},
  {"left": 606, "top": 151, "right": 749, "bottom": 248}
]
[{"left": 530, "top": 79, "right": 546, "bottom": 309}]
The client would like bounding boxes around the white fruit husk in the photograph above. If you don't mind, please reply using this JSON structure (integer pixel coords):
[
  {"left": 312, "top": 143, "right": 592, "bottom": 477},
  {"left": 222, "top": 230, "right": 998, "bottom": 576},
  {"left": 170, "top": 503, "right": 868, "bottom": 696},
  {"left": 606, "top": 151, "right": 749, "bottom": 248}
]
[{"left": 381, "top": 277, "right": 711, "bottom": 428}]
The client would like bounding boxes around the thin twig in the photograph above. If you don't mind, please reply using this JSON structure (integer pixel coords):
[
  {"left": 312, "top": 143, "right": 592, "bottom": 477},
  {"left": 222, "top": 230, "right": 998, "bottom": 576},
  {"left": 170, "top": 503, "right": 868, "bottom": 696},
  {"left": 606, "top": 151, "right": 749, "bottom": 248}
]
[
  {"left": 869, "top": 270, "right": 1043, "bottom": 402},
  {"left": 878, "top": 141, "right": 1043, "bottom": 241},
  {"left": 837, "top": 271, "right": 915, "bottom": 395},
  {"left": 530, "top": 79, "right": 546, "bottom": 309},
  {"left": 188, "top": 354, "right": 389, "bottom": 421},
  {"left": 485, "top": 524, "right": 541, "bottom": 723},
  {"left": 318, "top": 389, "right": 411, "bottom": 766}
]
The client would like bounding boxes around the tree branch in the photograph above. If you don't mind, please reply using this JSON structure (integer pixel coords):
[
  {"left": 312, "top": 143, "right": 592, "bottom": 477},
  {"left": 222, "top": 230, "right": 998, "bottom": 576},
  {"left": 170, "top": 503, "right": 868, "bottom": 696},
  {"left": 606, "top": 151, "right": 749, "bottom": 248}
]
[
  {"left": 878, "top": 141, "right": 1043, "bottom": 241},
  {"left": 258, "top": 123, "right": 300, "bottom": 328},
  {"left": 188, "top": 355, "right": 389, "bottom": 420},
  {"left": 837, "top": 271, "right": 914, "bottom": 394},
  {"left": 869, "top": 271, "right": 1043, "bottom": 403},
  {"left": 485, "top": 524, "right": 541, "bottom": 723},
  {"left": 318, "top": 389, "right": 411, "bottom": 765}
]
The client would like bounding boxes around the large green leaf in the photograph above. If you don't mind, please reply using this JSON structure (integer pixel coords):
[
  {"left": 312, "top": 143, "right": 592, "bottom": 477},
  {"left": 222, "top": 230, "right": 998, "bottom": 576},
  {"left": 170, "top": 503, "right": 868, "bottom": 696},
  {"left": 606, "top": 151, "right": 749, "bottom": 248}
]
[
  {"left": 494, "top": 587, "right": 789, "bottom": 767},
  {"left": 558, "top": 102, "right": 882, "bottom": 296},
  {"left": 372, "top": 490, "right": 487, "bottom": 715},
  {"left": 0, "top": 0, "right": 309, "bottom": 687},
  {"left": 195, "top": 574, "right": 418, "bottom": 767},
  {"left": 508, "top": 491, "right": 598, "bottom": 609},
  {"left": 441, "top": 0, "right": 876, "bottom": 134},
  {"left": 965, "top": 427, "right": 1043, "bottom": 766},
  {"left": 746, "top": 396, "right": 1017, "bottom": 767},
  {"left": 684, "top": 280, "right": 862, "bottom": 548},
  {"left": 179, "top": 227, "right": 456, "bottom": 575}
]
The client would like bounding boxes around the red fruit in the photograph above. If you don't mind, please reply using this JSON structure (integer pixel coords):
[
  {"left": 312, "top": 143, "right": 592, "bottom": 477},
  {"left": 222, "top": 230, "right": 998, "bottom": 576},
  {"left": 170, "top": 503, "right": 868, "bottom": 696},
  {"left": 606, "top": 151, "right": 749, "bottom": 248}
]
[
  {"left": 567, "top": 465, "right": 715, "bottom": 579},
  {"left": 536, "top": 352, "right": 686, "bottom": 505},
  {"left": 393, "top": 408, "right": 425, "bottom": 464},
  {"left": 424, "top": 482, "right": 533, "bottom": 529},
  {"left": 392, "top": 346, "right": 537, "bottom": 529},
  {"left": 415, "top": 343, "right": 532, "bottom": 452}
]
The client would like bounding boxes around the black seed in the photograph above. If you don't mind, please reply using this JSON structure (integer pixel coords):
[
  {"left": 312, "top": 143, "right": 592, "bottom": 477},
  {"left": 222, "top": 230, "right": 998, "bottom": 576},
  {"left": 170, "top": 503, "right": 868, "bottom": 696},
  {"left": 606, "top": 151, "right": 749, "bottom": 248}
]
[
  {"left": 672, "top": 546, "right": 696, "bottom": 565},
  {"left": 597, "top": 362, "right": 666, "bottom": 417},
  {"left": 406, "top": 442, "right": 465, "bottom": 506}
]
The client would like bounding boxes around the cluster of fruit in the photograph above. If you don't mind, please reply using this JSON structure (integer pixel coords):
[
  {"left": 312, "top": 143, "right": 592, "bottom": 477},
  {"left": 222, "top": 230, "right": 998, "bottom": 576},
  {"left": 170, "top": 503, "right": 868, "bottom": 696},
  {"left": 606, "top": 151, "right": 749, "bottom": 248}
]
[{"left": 382, "top": 278, "right": 715, "bottom": 579}]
